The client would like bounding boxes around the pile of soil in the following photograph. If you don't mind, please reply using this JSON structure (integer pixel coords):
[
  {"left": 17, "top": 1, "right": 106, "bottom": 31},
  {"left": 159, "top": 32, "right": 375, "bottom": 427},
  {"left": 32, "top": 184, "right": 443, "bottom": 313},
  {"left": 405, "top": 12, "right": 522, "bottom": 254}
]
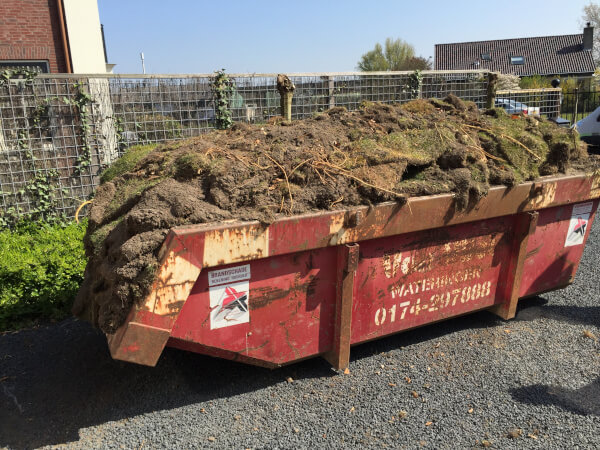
[{"left": 73, "top": 95, "right": 593, "bottom": 333}]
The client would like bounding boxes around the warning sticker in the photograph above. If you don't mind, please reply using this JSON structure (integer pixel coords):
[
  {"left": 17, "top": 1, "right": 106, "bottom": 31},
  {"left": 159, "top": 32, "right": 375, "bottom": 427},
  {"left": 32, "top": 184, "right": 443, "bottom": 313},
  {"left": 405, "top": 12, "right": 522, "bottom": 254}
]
[
  {"left": 209, "top": 281, "right": 250, "bottom": 329},
  {"left": 208, "top": 264, "right": 250, "bottom": 286},
  {"left": 565, "top": 202, "right": 593, "bottom": 247}
]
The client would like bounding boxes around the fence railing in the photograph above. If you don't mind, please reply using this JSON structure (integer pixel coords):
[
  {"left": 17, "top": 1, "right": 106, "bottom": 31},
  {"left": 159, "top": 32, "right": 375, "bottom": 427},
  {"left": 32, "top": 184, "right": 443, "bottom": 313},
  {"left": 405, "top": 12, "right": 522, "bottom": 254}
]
[
  {"left": 495, "top": 88, "right": 562, "bottom": 118},
  {"left": 560, "top": 88, "right": 600, "bottom": 125},
  {"left": 0, "top": 70, "right": 490, "bottom": 223}
]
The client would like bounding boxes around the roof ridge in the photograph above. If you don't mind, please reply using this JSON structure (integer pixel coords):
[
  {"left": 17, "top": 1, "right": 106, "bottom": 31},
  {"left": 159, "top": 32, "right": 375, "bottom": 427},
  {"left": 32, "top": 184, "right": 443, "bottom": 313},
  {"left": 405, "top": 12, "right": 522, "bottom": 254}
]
[{"left": 436, "top": 33, "right": 583, "bottom": 48}]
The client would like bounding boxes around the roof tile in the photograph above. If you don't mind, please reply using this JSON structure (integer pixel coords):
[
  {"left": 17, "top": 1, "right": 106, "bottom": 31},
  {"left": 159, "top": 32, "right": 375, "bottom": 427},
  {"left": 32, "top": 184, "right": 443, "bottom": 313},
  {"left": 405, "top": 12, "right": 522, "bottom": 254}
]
[{"left": 435, "top": 34, "right": 595, "bottom": 76}]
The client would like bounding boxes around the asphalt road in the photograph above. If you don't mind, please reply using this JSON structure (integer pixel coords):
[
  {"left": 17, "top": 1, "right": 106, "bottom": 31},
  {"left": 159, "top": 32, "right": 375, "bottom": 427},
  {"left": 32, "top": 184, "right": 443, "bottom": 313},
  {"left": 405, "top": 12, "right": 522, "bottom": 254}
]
[{"left": 1, "top": 220, "right": 599, "bottom": 449}]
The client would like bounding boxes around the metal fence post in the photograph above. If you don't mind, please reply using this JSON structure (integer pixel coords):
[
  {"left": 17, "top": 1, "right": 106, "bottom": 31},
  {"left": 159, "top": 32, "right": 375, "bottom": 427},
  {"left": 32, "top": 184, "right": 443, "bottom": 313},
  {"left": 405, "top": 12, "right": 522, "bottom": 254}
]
[
  {"left": 327, "top": 76, "right": 335, "bottom": 110},
  {"left": 277, "top": 74, "right": 295, "bottom": 121},
  {"left": 485, "top": 72, "right": 498, "bottom": 109}
]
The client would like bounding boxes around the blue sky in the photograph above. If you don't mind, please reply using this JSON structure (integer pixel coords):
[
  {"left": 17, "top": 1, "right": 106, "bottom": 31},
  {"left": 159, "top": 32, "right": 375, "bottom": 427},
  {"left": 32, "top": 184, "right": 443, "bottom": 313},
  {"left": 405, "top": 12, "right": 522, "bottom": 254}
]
[{"left": 98, "top": 0, "right": 594, "bottom": 74}]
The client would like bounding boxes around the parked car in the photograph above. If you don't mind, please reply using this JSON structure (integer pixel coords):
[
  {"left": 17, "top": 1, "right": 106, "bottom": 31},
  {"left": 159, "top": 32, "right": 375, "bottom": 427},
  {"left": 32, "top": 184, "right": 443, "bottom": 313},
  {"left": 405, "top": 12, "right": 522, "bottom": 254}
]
[
  {"left": 574, "top": 106, "right": 600, "bottom": 150},
  {"left": 495, "top": 98, "right": 540, "bottom": 116}
]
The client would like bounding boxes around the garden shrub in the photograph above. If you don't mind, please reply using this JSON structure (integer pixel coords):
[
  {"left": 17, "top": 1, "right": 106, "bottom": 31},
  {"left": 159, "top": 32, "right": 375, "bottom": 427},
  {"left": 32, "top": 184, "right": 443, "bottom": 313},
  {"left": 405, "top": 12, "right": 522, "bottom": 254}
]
[{"left": 0, "top": 220, "right": 87, "bottom": 331}]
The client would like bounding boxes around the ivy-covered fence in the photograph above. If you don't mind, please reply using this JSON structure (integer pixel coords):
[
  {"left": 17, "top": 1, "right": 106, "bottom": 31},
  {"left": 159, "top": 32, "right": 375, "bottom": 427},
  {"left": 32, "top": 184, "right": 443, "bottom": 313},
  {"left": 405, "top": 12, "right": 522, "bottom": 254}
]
[
  {"left": 0, "top": 73, "right": 111, "bottom": 226},
  {"left": 0, "top": 70, "right": 490, "bottom": 224}
]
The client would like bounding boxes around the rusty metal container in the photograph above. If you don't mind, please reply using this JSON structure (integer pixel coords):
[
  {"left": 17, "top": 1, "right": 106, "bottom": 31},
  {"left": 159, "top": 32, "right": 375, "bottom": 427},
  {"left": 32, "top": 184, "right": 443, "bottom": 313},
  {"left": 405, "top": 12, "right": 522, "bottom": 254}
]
[{"left": 106, "top": 173, "right": 600, "bottom": 369}]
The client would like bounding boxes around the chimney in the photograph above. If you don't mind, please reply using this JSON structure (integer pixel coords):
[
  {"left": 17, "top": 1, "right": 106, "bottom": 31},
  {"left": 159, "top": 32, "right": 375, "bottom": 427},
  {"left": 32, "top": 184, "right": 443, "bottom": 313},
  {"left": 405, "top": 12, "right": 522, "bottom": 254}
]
[{"left": 584, "top": 22, "right": 594, "bottom": 51}]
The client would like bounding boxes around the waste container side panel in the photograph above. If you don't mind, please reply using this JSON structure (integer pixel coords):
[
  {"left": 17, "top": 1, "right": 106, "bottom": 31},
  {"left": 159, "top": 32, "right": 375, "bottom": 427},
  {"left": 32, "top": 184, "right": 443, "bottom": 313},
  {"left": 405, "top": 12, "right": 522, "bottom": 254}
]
[
  {"left": 170, "top": 247, "right": 337, "bottom": 366},
  {"left": 520, "top": 200, "right": 598, "bottom": 297},
  {"left": 350, "top": 215, "right": 514, "bottom": 344},
  {"left": 112, "top": 174, "right": 600, "bottom": 367}
]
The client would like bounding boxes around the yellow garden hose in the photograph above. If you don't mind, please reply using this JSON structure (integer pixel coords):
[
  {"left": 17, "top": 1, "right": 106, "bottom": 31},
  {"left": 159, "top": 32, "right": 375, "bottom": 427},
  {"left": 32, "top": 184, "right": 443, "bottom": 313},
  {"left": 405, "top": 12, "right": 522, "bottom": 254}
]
[{"left": 75, "top": 200, "right": 93, "bottom": 223}]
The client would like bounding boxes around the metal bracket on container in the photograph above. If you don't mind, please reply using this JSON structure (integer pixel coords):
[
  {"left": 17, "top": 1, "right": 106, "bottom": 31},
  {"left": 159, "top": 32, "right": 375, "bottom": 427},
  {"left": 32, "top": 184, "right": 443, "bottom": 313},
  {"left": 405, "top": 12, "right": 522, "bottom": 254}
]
[
  {"left": 489, "top": 211, "right": 539, "bottom": 320},
  {"left": 324, "top": 243, "right": 359, "bottom": 370}
]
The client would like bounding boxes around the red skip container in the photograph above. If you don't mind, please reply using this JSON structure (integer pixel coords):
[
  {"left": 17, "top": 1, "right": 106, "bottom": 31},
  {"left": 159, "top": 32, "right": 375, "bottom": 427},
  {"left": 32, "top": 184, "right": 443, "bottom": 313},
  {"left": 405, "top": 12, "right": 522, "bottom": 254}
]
[{"left": 106, "top": 172, "right": 600, "bottom": 369}]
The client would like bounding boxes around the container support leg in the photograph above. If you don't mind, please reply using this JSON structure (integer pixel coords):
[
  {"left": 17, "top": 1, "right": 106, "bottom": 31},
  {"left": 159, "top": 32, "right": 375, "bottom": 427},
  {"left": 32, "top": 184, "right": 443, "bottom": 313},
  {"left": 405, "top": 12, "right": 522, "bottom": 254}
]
[
  {"left": 490, "top": 211, "right": 538, "bottom": 320},
  {"left": 324, "top": 243, "right": 359, "bottom": 370}
]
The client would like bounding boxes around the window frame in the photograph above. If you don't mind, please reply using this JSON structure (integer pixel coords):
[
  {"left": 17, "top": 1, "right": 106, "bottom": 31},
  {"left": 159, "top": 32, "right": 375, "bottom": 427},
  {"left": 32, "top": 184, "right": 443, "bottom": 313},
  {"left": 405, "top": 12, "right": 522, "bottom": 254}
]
[
  {"left": 0, "top": 60, "right": 50, "bottom": 73},
  {"left": 510, "top": 55, "right": 525, "bottom": 65}
]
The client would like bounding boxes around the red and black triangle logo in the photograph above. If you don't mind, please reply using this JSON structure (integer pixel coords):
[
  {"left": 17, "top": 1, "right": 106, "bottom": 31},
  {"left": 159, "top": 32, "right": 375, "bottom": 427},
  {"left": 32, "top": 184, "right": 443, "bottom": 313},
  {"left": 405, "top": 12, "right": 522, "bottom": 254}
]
[{"left": 218, "top": 286, "right": 248, "bottom": 314}]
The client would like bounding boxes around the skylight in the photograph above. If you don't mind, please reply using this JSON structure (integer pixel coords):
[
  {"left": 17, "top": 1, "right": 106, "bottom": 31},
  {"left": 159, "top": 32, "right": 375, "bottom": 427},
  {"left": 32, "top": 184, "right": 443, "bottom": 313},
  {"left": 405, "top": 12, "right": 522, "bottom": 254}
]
[
  {"left": 481, "top": 53, "right": 491, "bottom": 61},
  {"left": 510, "top": 56, "right": 525, "bottom": 65}
]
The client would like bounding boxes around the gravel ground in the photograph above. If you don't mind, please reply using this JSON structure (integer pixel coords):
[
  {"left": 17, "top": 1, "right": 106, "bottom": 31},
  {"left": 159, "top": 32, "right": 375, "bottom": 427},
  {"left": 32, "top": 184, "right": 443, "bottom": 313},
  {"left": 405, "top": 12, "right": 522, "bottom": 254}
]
[{"left": 1, "top": 220, "right": 599, "bottom": 450}]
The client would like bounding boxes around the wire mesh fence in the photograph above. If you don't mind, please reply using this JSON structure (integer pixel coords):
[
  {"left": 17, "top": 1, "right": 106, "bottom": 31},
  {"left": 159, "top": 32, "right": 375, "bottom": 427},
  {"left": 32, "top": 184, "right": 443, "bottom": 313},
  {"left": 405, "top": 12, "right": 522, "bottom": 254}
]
[
  {"left": 560, "top": 88, "right": 600, "bottom": 126},
  {"left": 495, "top": 88, "right": 562, "bottom": 118},
  {"left": 0, "top": 70, "right": 489, "bottom": 222},
  {"left": 0, "top": 77, "right": 107, "bottom": 224}
]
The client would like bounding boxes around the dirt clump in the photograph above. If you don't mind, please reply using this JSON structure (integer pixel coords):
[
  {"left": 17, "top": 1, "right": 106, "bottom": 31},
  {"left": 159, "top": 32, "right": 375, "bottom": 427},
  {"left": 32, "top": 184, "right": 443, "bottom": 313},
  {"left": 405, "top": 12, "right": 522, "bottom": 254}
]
[{"left": 73, "top": 95, "right": 594, "bottom": 333}]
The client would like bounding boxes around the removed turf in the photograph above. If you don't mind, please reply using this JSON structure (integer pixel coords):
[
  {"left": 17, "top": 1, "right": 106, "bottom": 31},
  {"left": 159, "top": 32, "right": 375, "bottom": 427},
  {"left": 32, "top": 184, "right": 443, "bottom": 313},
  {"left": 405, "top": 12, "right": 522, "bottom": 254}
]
[{"left": 73, "top": 95, "right": 592, "bottom": 333}]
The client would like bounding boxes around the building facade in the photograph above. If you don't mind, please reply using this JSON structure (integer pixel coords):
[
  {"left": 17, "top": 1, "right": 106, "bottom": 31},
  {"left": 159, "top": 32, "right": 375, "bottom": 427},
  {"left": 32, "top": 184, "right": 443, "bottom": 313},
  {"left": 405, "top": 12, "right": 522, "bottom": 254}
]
[{"left": 0, "top": 0, "right": 112, "bottom": 74}]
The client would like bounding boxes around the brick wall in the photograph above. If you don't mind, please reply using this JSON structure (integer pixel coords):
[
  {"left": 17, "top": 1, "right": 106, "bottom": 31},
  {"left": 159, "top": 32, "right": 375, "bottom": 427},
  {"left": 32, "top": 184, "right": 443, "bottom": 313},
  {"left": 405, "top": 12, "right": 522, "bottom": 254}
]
[{"left": 0, "top": 0, "right": 68, "bottom": 73}]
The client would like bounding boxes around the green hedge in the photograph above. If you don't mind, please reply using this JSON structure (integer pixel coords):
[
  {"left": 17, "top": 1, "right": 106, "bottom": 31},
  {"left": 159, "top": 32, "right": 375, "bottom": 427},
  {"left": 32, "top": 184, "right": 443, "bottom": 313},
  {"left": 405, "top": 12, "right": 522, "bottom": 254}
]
[{"left": 0, "top": 220, "right": 87, "bottom": 331}]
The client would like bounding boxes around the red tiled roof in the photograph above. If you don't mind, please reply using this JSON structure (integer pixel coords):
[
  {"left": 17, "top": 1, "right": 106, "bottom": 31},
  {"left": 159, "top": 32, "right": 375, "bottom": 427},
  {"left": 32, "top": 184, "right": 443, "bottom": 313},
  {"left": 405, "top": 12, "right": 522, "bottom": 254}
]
[{"left": 435, "top": 34, "right": 595, "bottom": 76}]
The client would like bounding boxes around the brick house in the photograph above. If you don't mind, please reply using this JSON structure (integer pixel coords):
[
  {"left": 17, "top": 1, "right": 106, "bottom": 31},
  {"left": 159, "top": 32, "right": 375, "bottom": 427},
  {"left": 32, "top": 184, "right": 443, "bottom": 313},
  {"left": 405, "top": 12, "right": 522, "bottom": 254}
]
[
  {"left": 435, "top": 25, "right": 596, "bottom": 78},
  {"left": 0, "top": 0, "right": 112, "bottom": 73}
]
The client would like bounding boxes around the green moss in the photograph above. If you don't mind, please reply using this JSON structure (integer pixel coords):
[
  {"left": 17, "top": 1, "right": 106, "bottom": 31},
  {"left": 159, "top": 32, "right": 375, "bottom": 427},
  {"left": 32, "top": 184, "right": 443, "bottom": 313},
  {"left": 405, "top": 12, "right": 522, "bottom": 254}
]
[
  {"left": 87, "top": 217, "right": 122, "bottom": 256},
  {"left": 470, "top": 165, "right": 486, "bottom": 183},
  {"left": 429, "top": 98, "right": 453, "bottom": 110},
  {"left": 400, "top": 99, "right": 436, "bottom": 114},
  {"left": 104, "top": 177, "right": 163, "bottom": 219},
  {"left": 348, "top": 129, "right": 362, "bottom": 141},
  {"left": 100, "top": 144, "right": 158, "bottom": 183},
  {"left": 351, "top": 129, "right": 442, "bottom": 168},
  {"left": 173, "top": 153, "right": 211, "bottom": 179}
]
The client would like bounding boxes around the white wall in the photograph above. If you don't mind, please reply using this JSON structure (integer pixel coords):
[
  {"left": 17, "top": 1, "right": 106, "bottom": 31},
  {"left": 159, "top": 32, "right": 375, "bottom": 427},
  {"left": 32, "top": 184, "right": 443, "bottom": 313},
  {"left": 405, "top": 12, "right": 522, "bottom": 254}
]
[{"left": 62, "top": 0, "right": 110, "bottom": 73}]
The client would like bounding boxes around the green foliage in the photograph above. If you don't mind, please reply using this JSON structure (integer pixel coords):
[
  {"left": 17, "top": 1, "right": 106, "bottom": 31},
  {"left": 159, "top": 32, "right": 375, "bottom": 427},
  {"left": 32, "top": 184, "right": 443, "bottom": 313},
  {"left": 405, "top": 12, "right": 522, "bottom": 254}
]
[
  {"left": 519, "top": 75, "right": 593, "bottom": 94},
  {"left": 408, "top": 70, "right": 423, "bottom": 98},
  {"left": 135, "top": 113, "right": 183, "bottom": 142},
  {"left": 0, "top": 67, "right": 38, "bottom": 88},
  {"left": 65, "top": 83, "right": 94, "bottom": 174},
  {"left": 357, "top": 38, "right": 432, "bottom": 71},
  {"left": 519, "top": 75, "right": 552, "bottom": 90},
  {"left": 358, "top": 43, "right": 389, "bottom": 71},
  {"left": 100, "top": 144, "right": 158, "bottom": 183},
  {"left": 0, "top": 171, "right": 68, "bottom": 228},
  {"left": 211, "top": 69, "right": 235, "bottom": 129},
  {"left": 0, "top": 220, "right": 87, "bottom": 330}
]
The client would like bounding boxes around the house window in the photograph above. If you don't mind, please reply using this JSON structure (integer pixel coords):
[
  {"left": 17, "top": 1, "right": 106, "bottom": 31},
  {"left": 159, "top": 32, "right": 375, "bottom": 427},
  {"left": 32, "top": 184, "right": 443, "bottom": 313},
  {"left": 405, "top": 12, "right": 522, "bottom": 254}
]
[
  {"left": 0, "top": 60, "right": 49, "bottom": 73},
  {"left": 510, "top": 56, "right": 525, "bottom": 65},
  {"left": 481, "top": 53, "right": 491, "bottom": 61}
]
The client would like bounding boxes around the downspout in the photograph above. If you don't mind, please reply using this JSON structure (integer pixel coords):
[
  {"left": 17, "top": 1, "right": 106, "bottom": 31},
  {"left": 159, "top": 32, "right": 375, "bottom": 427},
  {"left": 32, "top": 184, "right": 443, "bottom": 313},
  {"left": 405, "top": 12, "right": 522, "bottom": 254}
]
[{"left": 56, "top": 0, "right": 72, "bottom": 73}]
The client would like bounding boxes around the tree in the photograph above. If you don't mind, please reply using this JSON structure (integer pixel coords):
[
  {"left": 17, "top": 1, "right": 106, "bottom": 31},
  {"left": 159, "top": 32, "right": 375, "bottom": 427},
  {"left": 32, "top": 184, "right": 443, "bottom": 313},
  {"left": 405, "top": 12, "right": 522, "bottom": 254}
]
[
  {"left": 582, "top": 2, "right": 600, "bottom": 64},
  {"left": 405, "top": 56, "right": 433, "bottom": 71},
  {"left": 357, "top": 38, "right": 432, "bottom": 71}
]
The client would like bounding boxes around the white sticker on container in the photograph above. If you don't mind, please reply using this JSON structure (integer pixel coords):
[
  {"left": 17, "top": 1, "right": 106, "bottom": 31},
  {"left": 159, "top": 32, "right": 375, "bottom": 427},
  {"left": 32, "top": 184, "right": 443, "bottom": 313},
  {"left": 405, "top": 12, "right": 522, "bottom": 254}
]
[
  {"left": 209, "top": 281, "right": 249, "bottom": 329},
  {"left": 565, "top": 202, "right": 593, "bottom": 247},
  {"left": 208, "top": 264, "right": 250, "bottom": 286}
]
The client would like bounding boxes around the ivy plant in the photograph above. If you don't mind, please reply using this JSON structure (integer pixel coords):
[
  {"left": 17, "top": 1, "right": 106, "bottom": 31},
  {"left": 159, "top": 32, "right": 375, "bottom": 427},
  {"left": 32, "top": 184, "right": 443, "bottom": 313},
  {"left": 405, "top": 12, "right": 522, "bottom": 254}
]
[{"left": 211, "top": 69, "right": 235, "bottom": 129}]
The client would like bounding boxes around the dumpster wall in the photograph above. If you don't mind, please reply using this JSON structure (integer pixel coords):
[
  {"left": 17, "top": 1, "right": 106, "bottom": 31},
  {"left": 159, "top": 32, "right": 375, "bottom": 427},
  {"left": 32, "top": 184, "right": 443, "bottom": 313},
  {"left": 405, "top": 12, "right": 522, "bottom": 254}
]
[{"left": 105, "top": 173, "right": 600, "bottom": 368}]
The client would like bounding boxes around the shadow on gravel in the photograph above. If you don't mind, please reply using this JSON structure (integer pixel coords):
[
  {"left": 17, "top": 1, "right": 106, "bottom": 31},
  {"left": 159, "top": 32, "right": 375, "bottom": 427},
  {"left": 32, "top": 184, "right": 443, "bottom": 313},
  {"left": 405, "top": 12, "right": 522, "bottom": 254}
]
[
  {"left": 513, "top": 295, "right": 600, "bottom": 328},
  {"left": 509, "top": 296, "right": 600, "bottom": 416},
  {"left": 0, "top": 306, "right": 509, "bottom": 449},
  {"left": 0, "top": 318, "right": 338, "bottom": 449},
  {"left": 1, "top": 294, "right": 595, "bottom": 448},
  {"left": 510, "top": 296, "right": 600, "bottom": 416},
  {"left": 511, "top": 376, "right": 600, "bottom": 416}
]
